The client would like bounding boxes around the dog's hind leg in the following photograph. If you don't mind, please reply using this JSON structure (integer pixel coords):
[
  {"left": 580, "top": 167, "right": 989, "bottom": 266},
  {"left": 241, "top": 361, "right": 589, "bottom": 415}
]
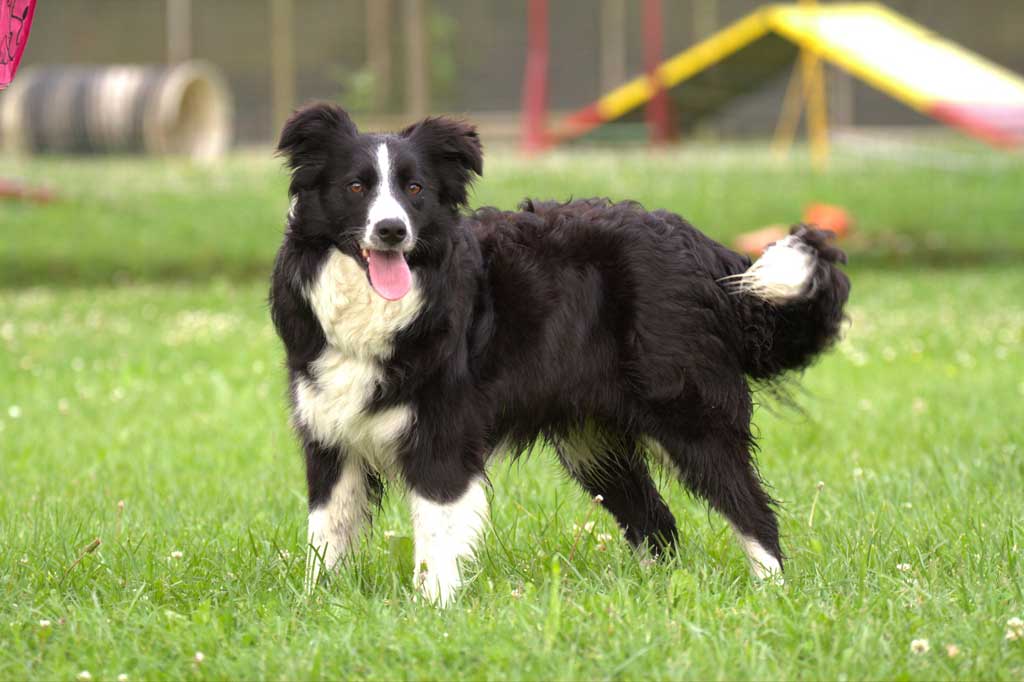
[
  {"left": 646, "top": 414, "right": 783, "bottom": 579},
  {"left": 556, "top": 428, "right": 678, "bottom": 555},
  {"left": 304, "top": 441, "right": 381, "bottom": 592}
]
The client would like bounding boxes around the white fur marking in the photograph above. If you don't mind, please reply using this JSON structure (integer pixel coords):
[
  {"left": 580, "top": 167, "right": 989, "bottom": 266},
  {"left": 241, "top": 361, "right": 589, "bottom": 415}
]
[
  {"left": 297, "top": 248, "right": 422, "bottom": 473},
  {"left": 306, "top": 461, "right": 370, "bottom": 592},
  {"left": 722, "top": 235, "right": 814, "bottom": 303},
  {"left": 363, "top": 142, "right": 412, "bottom": 245},
  {"left": 731, "top": 524, "right": 783, "bottom": 580},
  {"left": 294, "top": 354, "right": 412, "bottom": 474},
  {"left": 305, "top": 248, "right": 422, "bottom": 356},
  {"left": 410, "top": 479, "right": 489, "bottom": 606}
]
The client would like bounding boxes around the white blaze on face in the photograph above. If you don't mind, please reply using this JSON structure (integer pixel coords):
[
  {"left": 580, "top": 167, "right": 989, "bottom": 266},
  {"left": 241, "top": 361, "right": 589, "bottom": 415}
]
[{"left": 363, "top": 142, "right": 412, "bottom": 246}]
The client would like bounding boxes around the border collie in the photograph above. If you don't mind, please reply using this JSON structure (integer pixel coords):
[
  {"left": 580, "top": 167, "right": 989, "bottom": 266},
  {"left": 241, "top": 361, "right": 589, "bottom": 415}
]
[{"left": 270, "top": 103, "right": 850, "bottom": 605}]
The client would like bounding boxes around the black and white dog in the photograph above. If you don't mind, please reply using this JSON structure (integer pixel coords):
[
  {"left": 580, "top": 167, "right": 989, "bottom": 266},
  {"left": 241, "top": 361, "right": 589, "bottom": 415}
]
[{"left": 270, "top": 103, "right": 850, "bottom": 605}]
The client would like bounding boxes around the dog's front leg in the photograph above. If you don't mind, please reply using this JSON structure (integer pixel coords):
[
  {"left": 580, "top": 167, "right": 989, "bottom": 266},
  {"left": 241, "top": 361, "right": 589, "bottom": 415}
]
[
  {"left": 408, "top": 476, "right": 489, "bottom": 606},
  {"left": 304, "top": 442, "right": 378, "bottom": 593}
]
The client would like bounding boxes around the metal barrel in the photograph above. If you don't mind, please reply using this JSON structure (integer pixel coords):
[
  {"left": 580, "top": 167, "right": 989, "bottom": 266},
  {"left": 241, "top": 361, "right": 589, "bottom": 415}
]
[{"left": 0, "top": 61, "right": 232, "bottom": 159}]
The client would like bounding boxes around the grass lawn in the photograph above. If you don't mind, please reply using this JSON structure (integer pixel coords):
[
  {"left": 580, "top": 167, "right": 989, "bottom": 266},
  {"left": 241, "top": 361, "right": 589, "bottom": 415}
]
[
  {"left": 2, "top": 142, "right": 1023, "bottom": 680},
  {"left": 2, "top": 141, "right": 1023, "bottom": 285}
]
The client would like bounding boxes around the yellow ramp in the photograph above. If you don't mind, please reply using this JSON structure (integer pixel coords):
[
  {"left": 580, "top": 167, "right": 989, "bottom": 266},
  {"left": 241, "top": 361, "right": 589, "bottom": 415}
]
[{"left": 553, "top": 3, "right": 1024, "bottom": 148}]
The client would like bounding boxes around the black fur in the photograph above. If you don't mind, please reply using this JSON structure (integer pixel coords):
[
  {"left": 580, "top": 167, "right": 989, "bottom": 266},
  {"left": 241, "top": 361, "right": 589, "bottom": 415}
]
[{"left": 270, "top": 103, "right": 850, "bottom": 572}]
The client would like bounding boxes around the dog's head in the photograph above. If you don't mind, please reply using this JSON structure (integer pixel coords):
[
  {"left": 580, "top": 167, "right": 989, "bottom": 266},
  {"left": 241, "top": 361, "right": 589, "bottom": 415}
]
[{"left": 277, "top": 102, "right": 483, "bottom": 300}]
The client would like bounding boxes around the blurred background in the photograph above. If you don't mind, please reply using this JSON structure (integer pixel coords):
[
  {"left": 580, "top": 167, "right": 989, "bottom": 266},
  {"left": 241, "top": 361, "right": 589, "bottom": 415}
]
[
  {"left": 7, "top": 0, "right": 1024, "bottom": 144},
  {"left": 0, "top": 0, "right": 1021, "bottom": 317}
]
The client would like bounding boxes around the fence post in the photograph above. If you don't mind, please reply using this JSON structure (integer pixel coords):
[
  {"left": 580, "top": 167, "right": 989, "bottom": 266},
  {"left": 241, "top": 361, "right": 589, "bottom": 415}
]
[
  {"left": 270, "top": 0, "right": 296, "bottom": 134},
  {"left": 166, "top": 0, "right": 191, "bottom": 64},
  {"left": 404, "top": 0, "right": 430, "bottom": 119}
]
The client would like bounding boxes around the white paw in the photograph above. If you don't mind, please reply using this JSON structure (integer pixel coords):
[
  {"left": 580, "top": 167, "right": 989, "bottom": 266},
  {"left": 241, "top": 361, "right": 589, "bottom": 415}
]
[
  {"left": 414, "top": 559, "right": 461, "bottom": 607},
  {"left": 750, "top": 555, "right": 784, "bottom": 584},
  {"left": 732, "top": 526, "right": 784, "bottom": 583}
]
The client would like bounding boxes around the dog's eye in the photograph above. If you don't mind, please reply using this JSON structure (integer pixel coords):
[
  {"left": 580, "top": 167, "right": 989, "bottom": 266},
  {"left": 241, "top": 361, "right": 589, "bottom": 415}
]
[
  {"left": 407, "top": 183, "right": 422, "bottom": 196},
  {"left": 348, "top": 181, "right": 364, "bottom": 194}
]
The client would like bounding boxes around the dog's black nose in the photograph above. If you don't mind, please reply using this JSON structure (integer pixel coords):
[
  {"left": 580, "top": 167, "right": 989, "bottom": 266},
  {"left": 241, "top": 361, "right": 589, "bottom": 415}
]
[{"left": 374, "top": 219, "right": 407, "bottom": 246}]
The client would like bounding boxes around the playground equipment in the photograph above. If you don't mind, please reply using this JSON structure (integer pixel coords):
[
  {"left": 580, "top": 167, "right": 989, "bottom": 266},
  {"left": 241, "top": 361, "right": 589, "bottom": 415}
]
[
  {"left": 522, "top": 2, "right": 1024, "bottom": 159},
  {"left": 1, "top": 61, "right": 233, "bottom": 159}
]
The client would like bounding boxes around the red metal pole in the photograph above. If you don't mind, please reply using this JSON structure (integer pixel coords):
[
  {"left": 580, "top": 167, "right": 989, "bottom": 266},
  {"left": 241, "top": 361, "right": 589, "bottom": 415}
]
[
  {"left": 643, "top": 0, "right": 672, "bottom": 144},
  {"left": 521, "top": 0, "right": 549, "bottom": 152}
]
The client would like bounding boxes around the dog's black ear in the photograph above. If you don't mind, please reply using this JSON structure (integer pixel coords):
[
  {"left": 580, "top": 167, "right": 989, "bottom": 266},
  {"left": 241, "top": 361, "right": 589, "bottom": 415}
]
[
  {"left": 276, "top": 102, "right": 358, "bottom": 192},
  {"left": 401, "top": 117, "right": 483, "bottom": 208}
]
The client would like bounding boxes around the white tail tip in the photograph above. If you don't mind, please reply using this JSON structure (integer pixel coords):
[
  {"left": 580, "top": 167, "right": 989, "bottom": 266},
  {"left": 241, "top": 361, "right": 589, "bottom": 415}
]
[{"left": 722, "top": 235, "right": 815, "bottom": 303}]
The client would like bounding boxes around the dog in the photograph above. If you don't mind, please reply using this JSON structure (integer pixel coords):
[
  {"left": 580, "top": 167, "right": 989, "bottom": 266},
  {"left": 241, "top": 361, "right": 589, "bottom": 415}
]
[{"left": 269, "top": 103, "right": 850, "bottom": 605}]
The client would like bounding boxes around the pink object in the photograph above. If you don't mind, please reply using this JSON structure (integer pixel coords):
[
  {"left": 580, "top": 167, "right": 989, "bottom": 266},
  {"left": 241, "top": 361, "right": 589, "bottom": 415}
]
[
  {"left": 367, "top": 250, "right": 412, "bottom": 301},
  {"left": 1, "top": 0, "right": 36, "bottom": 90}
]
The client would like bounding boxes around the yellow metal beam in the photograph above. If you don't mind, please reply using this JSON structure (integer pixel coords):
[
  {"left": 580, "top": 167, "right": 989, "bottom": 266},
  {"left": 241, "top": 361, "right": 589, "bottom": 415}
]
[
  {"left": 594, "top": 8, "right": 774, "bottom": 122},
  {"left": 553, "top": 2, "right": 1024, "bottom": 150}
]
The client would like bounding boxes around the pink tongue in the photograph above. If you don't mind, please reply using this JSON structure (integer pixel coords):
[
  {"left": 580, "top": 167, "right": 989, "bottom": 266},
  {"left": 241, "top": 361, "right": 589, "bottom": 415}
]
[{"left": 367, "top": 250, "right": 412, "bottom": 300}]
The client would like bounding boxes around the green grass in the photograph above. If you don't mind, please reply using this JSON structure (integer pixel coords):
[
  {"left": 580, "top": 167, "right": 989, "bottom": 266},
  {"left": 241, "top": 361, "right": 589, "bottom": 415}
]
[
  {"left": 2, "top": 141, "right": 1023, "bottom": 285},
  {"left": 2, "top": 144, "right": 1024, "bottom": 680}
]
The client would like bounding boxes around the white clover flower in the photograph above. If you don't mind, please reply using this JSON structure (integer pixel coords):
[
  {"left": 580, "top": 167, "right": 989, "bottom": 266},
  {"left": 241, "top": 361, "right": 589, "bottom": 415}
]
[
  {"left": 77, "top": 672, "right": 93, "bottom": 681},
  {"left": 896, "top": 563, "right": 911, "bottom": 572},
  {"left": 945, "top": 644, "right": 960, "bottom": 658},
  {"left": 194, "top": 651, "right": 205, "bottom": 664},
  {"left": 1006, "top": 616, "right": 1024, "bottom": 641},
  {"left": 583, "top": 521, "right": 596, "bottom": 533},
  {"left": 8, "top": 405, "right": 21, "bottom": 419},
  {"left": 39, "top": 619, "right": 51, "bottom": 628},
  {"left": 910, "top": 638, "right": 930, "bottom": 654},
  {"left": 169, "top": 550, "right": 183, "bottom": 559}
]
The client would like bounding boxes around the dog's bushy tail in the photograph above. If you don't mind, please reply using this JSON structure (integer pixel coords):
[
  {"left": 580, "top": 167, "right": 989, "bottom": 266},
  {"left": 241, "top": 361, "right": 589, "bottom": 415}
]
[{"left": 721, "top": 225, "right": 851, "bottom": 381}]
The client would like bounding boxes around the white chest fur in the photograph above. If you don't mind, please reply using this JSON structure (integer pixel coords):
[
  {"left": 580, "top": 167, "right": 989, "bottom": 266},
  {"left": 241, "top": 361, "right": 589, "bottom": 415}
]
[{"left": 294, "top": 248, "right": 422, "bottom": 472}]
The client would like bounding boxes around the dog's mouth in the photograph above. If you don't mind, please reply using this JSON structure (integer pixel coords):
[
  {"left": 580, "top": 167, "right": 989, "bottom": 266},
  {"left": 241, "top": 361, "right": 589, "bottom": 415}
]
[{"left": 360, "top": 248, "right": 412, "bottom": 301}]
